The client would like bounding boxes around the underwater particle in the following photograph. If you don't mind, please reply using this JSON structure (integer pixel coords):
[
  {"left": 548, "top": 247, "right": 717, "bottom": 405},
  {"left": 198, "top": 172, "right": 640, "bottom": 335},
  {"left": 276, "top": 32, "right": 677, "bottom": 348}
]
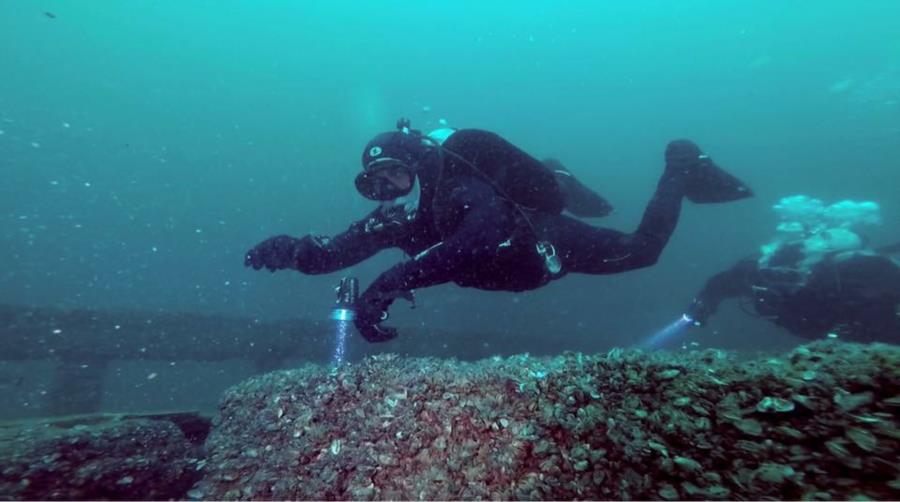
[
  {"left": 62, "top": 122, "right": 70, "bottom": 128},
  {"left": 421, "top": 105, "right": 431, "bottom": 113},
  {"left": 753, "top": 462, "right": 795, "bottom": 486},
  {"left": 681, "top": 482, "right": 703, "bottom": 497},
  {"left": 734, "top": 418, "right": 764, "bottom": 436},
  {"left": 351, "top": 483, "right": 376, "bottom": 500},
  {"left": 647, "top": 440, "right": 669, "bottom": 457},
  {"left": 774, "top": 425, "right": 805, "bottom": 440},
  {"left": 825, "top": 439, "right": 851, "bottom": 459},
  {"left": 116, "top": 476, "right": 133, "bottom": 485},
  {"left": 30, "top": 141, "right": 41, "bottom": 148},
  {"left": 570, "top": 445, "right": 589, "bottom": 460},
  {"left": 330, "top": 438, "right": 341, "bottom": 455},
  {"left": 51, "top": 329, "right": 62, "bottom": 334},
  {"left": 673, "top": 397, "right": 691, "bottom": 407},
  {"left": 748, "top": 55, "right": 773, "bottom": 69},
  {"left": 0, "top": 129, "right": 5, "bottom": 135},
  {"left": 377, "top": 453, "right": 397, "bottom": 466},
  {"left": 673, "top": 456, "right": 702, "bottom": 472},
  {"left": 708, "top": 374, "right": 726, "bottom": 385},
  {"left": 851, "top": 414, "right": 883, "bottom": 424},
  {"left": 791, "top": 394, "right": 823, "bottom": 412},
  {"left": 657, "top": 369, "right": 681, "bottom": 380},
  {"left": 438, "top": 118, "right": 448, "bottom": 126},
  {"left": 829, "top": 78, "right": 855, "bottom": 94},
  {"left": 827, "top": 332, "right": 839, "bottom": 339},
  {"left": 695, "top": 416, "right": 711, "bottom": 430},
  {"left": 756, "top": 396, "right": 796, "bottom": 413},
  {"left": 801, "top": 370, "right": 817, "bottom": 381},
  {"left": 186, "top": 488, "right": 204, "bottom": 500},
  {"left": 846, "top": 427, "right": 878, "bottom": 452},
  {"left": 834, "top": 391, "right": 874, "bottom": 413},
  {"left": 147, "top": 372, "right": 158, "bottom": 380},
  {"left": 705, "top": 485, "right": 731, "bottom": 498},
  {"left": 529, "top": 369, "right": 547, "bottom": 379},
  {"left": 658, "top": 483, "right": 679, "bottom": 500}
]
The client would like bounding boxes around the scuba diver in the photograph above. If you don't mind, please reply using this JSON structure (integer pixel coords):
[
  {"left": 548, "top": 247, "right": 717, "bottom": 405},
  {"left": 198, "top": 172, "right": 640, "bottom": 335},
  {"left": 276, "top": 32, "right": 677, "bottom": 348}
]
[
  {"left": 245, "top": 119, "right": 753, "bottom": 342},
  {"left": 685, "top": 196, "right": 900, "bottom": 343}
]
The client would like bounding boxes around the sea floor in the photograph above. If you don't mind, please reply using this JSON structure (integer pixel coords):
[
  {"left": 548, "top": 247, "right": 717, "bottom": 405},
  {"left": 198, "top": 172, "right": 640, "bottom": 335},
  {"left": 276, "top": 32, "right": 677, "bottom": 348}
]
[{"left": 1, "top": 340, "right": 898, "bottom": 500}]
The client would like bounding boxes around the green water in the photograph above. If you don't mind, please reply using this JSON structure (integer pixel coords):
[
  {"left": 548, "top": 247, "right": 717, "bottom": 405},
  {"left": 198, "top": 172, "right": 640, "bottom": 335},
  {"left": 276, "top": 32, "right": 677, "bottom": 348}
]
[{"left": 2, "top": 1, "right": 899, "bottom": 354}]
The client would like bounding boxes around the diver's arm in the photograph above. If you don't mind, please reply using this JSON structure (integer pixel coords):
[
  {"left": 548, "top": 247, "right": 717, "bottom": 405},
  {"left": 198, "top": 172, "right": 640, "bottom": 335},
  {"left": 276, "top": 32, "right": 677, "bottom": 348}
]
[
  {"left": 353, "top": 179, "right": 514, "bottom": 342},
  {"left": 687, "top": 258, "right": 757, "bottom": 324},
  {"left": 297, "top": 209, "right": 408, "bottom": 274},
  {"left": 244, "top": 208, "right": 402, "bottom": 274},
  {"left": 365, "top": 180, "right": 513, "bottom": 294}
]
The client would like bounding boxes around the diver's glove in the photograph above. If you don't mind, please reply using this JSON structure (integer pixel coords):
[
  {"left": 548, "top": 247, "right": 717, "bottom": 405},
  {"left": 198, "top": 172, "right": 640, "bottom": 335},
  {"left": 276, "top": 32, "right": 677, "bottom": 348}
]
[
  {"left": 354, "top": 288, "right": 414, "bottom": 343},
  {"left": 684, "top": 298, "right": 713, "bottom": 327},
  {"left": 244, "top": 235, "right": 304, "bottom": 272},
  {"left": 244, "top": 234, "right": 329, "bottom": 272}
]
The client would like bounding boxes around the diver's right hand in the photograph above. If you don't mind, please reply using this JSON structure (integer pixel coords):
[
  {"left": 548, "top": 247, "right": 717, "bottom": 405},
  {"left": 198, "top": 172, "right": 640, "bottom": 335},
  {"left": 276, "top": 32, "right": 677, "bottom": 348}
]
[
  {"left": 244, "top": 235, "right": 303, "bottom": 272},
  {"left": 684, "top": 298, "right": 713, "bottom": 326},
  {"left": 354, "top": 321, "right": 399, "bottom": 343}
]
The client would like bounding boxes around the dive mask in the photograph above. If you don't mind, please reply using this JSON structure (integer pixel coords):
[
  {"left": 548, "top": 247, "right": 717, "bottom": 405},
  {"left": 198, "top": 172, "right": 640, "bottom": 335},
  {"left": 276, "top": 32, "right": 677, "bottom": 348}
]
[{"left": 355, "top": 158, "right": 415, "bottom": 201}]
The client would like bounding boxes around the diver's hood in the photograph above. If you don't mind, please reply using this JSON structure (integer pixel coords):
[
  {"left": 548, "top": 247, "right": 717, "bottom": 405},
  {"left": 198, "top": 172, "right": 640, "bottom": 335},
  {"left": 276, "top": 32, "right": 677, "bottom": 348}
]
[
  {"left": 355, "top": 131, "right": 437, "bottom": 201},
  {"left": 357, "top": 128, "right": 455, "bottom": 213}
]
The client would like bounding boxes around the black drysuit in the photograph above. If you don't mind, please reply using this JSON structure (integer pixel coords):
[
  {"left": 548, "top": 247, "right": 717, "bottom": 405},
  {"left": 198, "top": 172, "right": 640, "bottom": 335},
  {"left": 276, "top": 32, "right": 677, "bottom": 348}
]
[
  {"left": 246, "top": 129, "right": 748, "bottom": 342},
  {"left": 689, "top": 250, "right": 900, "bottom": 342}
]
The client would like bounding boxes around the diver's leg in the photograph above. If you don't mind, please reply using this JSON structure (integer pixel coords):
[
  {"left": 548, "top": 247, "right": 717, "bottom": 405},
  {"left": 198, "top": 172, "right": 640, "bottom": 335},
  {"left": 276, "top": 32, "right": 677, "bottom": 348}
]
[
  {"left": 543, "top": 158, "right": 614, "bottom": 217},
  {"left": 540, "top": 171, "right": 684, "bottom": 274},
  {"left": 542, "top": 139, "right": 752, "bottom": 274}
]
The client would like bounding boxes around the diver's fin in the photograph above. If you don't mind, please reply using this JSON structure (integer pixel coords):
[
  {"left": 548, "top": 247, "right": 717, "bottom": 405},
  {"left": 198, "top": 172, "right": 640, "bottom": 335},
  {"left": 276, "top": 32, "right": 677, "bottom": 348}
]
[
  {"left": 665, "top": 140, "right": 753, "bottom": 203},
  {"left": 544, "top": 158, "right": 614, "bottom": 218}
]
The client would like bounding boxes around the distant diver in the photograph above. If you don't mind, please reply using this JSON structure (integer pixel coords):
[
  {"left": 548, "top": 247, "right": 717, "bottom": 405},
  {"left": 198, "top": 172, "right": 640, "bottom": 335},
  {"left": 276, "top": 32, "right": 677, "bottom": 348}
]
[
  {"left": 684, "top": 195, "right": 900, "bottom": 343},
  {"left": 246, "top": 119, "right": 753, "bottom": 342}
]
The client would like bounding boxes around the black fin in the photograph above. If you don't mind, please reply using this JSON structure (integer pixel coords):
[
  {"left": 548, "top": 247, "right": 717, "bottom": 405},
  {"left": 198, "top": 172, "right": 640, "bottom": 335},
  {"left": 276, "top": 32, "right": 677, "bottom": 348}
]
[
  {"left": 665, "top": 140, "right": 753, "bottom": 204},
  {"left": 544, "top": 158, "right": 614, "bottom": 218}
]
